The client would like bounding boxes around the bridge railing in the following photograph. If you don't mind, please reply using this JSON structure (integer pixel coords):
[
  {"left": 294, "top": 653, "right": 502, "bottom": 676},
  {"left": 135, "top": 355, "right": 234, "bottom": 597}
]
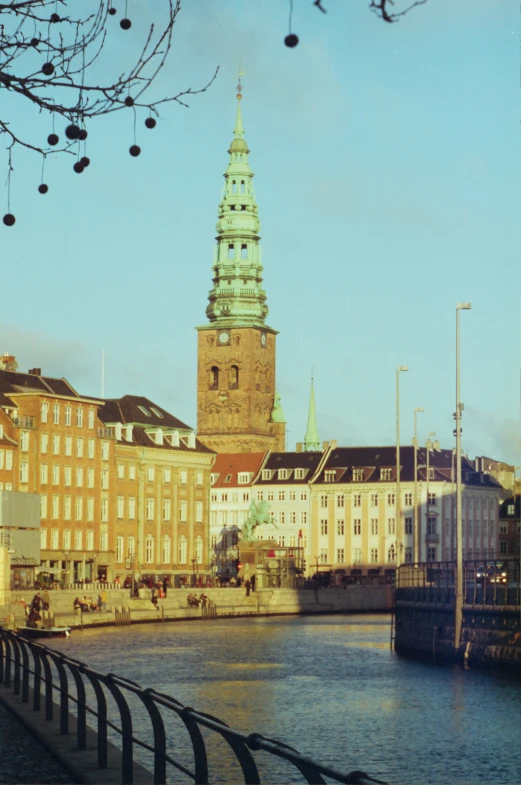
[
  {"left": 396, "top": 559, "right": 520, "bottom": 607},
  {"left": 0, "top": 628, "right": 386, "bottom": 785}
]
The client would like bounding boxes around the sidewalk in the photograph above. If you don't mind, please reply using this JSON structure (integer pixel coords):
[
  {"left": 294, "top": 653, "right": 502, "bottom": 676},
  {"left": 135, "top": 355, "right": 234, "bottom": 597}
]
[{"left": 0, "top": 699, "right": 73, "bottom": 784}]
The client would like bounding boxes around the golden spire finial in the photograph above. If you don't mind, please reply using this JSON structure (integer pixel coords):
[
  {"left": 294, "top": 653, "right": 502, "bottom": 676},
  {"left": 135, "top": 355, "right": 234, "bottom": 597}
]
[{"left": 237, "top": 63, "right": 246, "bottom": 100}]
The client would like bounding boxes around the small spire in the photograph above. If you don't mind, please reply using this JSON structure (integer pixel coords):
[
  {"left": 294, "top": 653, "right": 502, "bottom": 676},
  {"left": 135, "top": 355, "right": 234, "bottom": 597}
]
[
  {"left": 234, "top": 68, "right": 246, "bottom": 139},
  {"left": 271, "top": 391, "right": 286, "bottom": 423},
  {"left": 304, "top": 377, "right": 320, "bottom": 451}
]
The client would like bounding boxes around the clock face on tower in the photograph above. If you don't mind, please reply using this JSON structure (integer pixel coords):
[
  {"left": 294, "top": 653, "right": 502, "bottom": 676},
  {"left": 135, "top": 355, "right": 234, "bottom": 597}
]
[
  {"left": 260, "top": 333, "right": 267, "bottom": 347},
  {"left": 218, "top": 331, "right": 230, "bottom": 345}
]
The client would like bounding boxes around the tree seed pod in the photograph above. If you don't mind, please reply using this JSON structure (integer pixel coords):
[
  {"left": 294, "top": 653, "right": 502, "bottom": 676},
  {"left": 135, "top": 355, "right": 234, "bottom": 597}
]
[
  {"left": 3, "top": 214, "right": 15, "bottom": 227},
  {"left": 47, "top": 133, "right": 59, "bottom": 146},
  {"left": 80, "top": 156, "right": 91, "bottom": 168},
  {"left": 42, "top": 63, "right": 54, "bottom": 76},
  {"left": 38, "top": 184, "right": 49, "bottom": 194},
  {"left": 31, "top": 38, "right": 39, "bottom": 47},
  {"left": 50, "top": 13, "right": 60, "bottom": 23},
  {"left": 125, "top": 96, "right": 134, "bottom": 107},
  {"left": 145, "top": 117, "right": 156, "bottom": 129},
  {"left": 284, "top": 34, "right": 299, "bottom": 48},
  {"left": 65, "top": 124, "right": 81, "bottom": 140},
  {"left": 108, "top": 7, "right": 117, "bottom": 15},
  {"left": 79, "top": 129, "right": 88, "bottom": 141},
  {"left": 73, "top": 162, "right": 85, "bottom": 174},
  {"left": 129, "top": 145, "right": 141, "bottom": 157},
  {"left": 120, "top": 18, "right": 131, "bottom": 30}
]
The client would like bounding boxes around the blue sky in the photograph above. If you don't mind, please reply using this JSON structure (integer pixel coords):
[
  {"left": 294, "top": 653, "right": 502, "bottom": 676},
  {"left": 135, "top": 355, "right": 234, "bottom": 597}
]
[{"left": 2, "top": 0, "right": 520, "bottom": 464}]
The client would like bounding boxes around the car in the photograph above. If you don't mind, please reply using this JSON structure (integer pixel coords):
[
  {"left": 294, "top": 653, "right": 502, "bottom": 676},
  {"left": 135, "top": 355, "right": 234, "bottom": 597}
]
[{"left": 486, "top": 562, "right": 508, "bottom": 584}]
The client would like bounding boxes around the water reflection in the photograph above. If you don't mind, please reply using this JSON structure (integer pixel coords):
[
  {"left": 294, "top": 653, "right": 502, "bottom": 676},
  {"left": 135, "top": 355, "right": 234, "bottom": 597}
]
[{"left": 51, "top": 614, "right": 521, "bottom": 785}]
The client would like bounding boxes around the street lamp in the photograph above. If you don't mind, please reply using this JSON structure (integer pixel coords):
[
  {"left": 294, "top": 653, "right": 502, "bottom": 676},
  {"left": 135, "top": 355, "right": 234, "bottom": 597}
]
[
  {"left": 425, "top": 432, "right": 436, "bottom": 562},
  {"left": 191, "top": 558, "right": 198, "bottom": 587},
  {"left": 396, "top": 366, "right": 409, "bottom": 569},
  {"left": 315, "top": 554, "right": 319, "bottom": 579},
  {"left": 455, "top": 302, "right": 471, "bottom": 650},
  {"left": 413, "top": 407, "right": 424, "bottom": 563},
  {"left": 125, "top": 553, "right": 136, "bottom": 596},
  {"left": 63, "top": 550, "right": 70, "bottom": 588}
]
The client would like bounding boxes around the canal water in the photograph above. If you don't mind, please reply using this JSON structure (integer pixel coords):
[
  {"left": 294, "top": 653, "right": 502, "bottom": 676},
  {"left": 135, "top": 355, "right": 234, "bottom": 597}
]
[{"left": 51, "top": 614, "right": 521, "bottom": 784}]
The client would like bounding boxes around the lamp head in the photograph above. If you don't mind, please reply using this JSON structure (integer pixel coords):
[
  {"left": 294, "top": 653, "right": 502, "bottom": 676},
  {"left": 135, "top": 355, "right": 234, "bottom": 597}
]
[
  {"left": 414, "top": 407, "right": 424, "bottom": 413},
  {"left": 456, "top": 302, "right": 472, "bottom": 310},
  {"left": 397, "top": 365, "right": 409, "bottom": 372}
]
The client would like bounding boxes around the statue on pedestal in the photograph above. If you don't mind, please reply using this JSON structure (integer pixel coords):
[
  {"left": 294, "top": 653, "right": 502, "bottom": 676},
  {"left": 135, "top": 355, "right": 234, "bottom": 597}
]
[{"left": 240, "top": 500, "right": 278, "bottom": 542}]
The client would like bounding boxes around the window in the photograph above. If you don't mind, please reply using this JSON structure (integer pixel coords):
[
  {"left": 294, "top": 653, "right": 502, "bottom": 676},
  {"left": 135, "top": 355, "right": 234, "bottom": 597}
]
[
  {"left": 40, "top": 528, "right": 48, "bottom": 549},
  {"left": 320, "top": 519, "right": 328, "bottom": 535},
  {"left": 117, "top": 497, "right": 124, "bottom": 519},
  {"left": 162, "top": 536, "right": 171, "bottom": 563},
  {"left": 507, "top": 504, "right": 514, "bottom": 515},
  {"left": 262, "top": 469, "right": 272, "bottom": 480},
  {"left": 128, "top": 497, "right": 136, "bottom": 519},
  {"left": 405, "top": 547, "right": 412, "bottom": 563},
  {"left": 230, "top": 365, "right": 239, "bottom": 388},
  {"left": 52, "top": 495, "right": 59, "bottom": 519},
  {"left": 180, "top": 500, "right": 187, "bottom": 521},
  {"left": 117, "top": 464, "right": 125, "bottom": 480},
  {"left": 427, "top": 518, "right": 437, "bottom": 535},
  {"left": 387, "top": 493, "right": 395, "bottom": 506},
  {"left": 196, "top": 471, "right": 203, "bottom": 486},
  {"left": 319, "top": 548, "right": 327, "bottom": 563},
  {"left": 278, "top": 535, "right": 286, "bottom": 547},
  {"left": 278, "top": 491, "right": 285, "bottom": 501},
  {"left": 145, "top": 536, "right": 154, "bottom": 563},
  {"left": 75, "top": 497, "right": 83, "bottom": 521},
  {"left": 138, "top": 405, "right": 151, "bottom": 417},
  {"left": 64, "top": 466, "right": 72, "bottom": 486},
  {"left": 163, "top": 499, "right": 171, "bottom": 521},
  {"left": 320, "top": 495, "right": 328, "bottom": 508},
  {"left": 179, "top": 536, "right": 187, "bottom": 564},
  {"left": 41, "top": 402, "right": 49, "bottom": 422},
  {"left": 353, "top": 494, "right": 361, "bottom": 507},
  {"left": 324, "top": 470, "right": 335, "bottom": 483},
  {"left": 428, "top": 492, "right": 437, "bottom": 506},
  {"left": 387, "top": 545, "right": 396, "bottom": 562},
  {"left": 336, "top": 548, "right": 345, "bottom": 563},
  {"left": 87, "top": 468, "right": 95, "bottom": 488},
  {"left": 353, "top": 519, "right": 361, "bottom": 535},
  {"left": 75, "top": 530, "right": 83, "bottom": 550},
  {"left": 300, "top": 491, "right": 307, "bottom": 501},
  {"left": 101, "top": 499, "right": 108, "bottom": 522},
  {"left": 405, "top": 517, "right": 413, "bottom": 535},
  {"left": 267, "top": 490, "right": 274, "bottom": 501},
  {"left": 146, "top": 498, "right": 155, "bottom": 521},
  {"left": 180, "top": 470, "right": 188, "bottom": 485},
  {"left": 256, "top": 490, "right": 264, "bottom": 501},
  {"left": 353, "top": 469, "right": 364, "bottom": 481},
  {"left": 196, "top": 536, "right": 203, "bottom": 562},
  {"left": 371, "top": 494, "right": 378, "bottom": 507},
  {"left": 129, "top": 465, "right": 136, "bottom": 480},
  {"left": 19, "top": 462, "right": 29, "bottom": 483},
  {"left": 40, "top": 433, "right": 48, "bottom": 454},
  {"left": 64, "top": 497, "right": 71, "bottom": 520},
  {"left": 428, "top": 547, "right": 436, "bottom": 561},
  {"left": 52, "top": 465, "right": 60, "bottom": 485},
  {"left": 301, "top": 511, "right": 307, "bottom": 524},
  {"left": 88, "top": 409, "right": 95, "bottom": 429},
  {"left": 76, "top": 467, "right": 83, "bottom": 487},
  {"left": 290, "top": 511, "right": 297, "bottom": 524},
  {"left": 380, "top": 468, "right": 392, "bottom": 481},
  {"left": 196, "top": 501, "right": 203, "bottom": 523},
  {"left": 75, "top": 407, "right": 83, "bottom": 428},
  {"left": 387, "top": 518, "right": 396, "bottom": 535},
  {"left": 51, "top": 529, "right": 59, "bottom": 549},
  {"left": 100, "top": 531, "right": 108, "bottom": 551},
  {"left": 127, "top": 537, "right": 136, "bottom": 557},
  {"left": 40, "top": 494, "right": 47, "bottom": 519},
  {"left": 147, "top": 466, "right": 155, "bottom": 482},
  {"left": 499, "top": 541, "right": 508, "bottom": 554},
  {"left": 20, "top": 431, "right": 29, "bottom": 452},
  {"left": 101, "top": 441, "right": 108, "bottom": 461},
  {"left": 336, "top": 494, "right": 345, "bottom": 508},
  {"left": 5, "top": 451, "right": 12, "bottom": 470},
  {"left": 280, "top": 512, "right": 285, "bottom": 525},
  {"left": 289, "top": 490, "right": 296, "bottom": 501},
  {"left": 499, "top": 523, "right": 508, "bottom": 535},
  {"left": 52, "top": 434, "right": 60, "bottom": 455},
  {"left": 65, "top": 405, "right": 72, "bottom": 426},
  {"left": 87, "top": 499, "right": 94, "bottom": 522},
  {"left": 243, "top": 493, "right": 250, "bottom": 502},
  {"left": 77, "top": 438, "right": 84, "bottom": 458},
  {"left": 116, "top": 536, "right": 124, "bottom": 563},
  {"left": 101, "top": 470, "right": 109, "bottom": 490},
  {"left": 404, "top": 493, "right": 413, "bottom": 505},
  {"left": 353, "top": 547, "right": 362, "bottom": 563},
  {"left": 65, "top": 436, "right": 72, "bottom": 456},
  {"left": 295, "top": 469, "right": 304, "bottom": 480},
  {"left": 53, "top": 404, "right": 60, "bottom": 424},
  {"left": 370, "top": 548, "right": 379, "bottom": 563},
  {"left": 163, "top": 467, "right": 172, "bottom": 483},
  {"left": 371, "top": 519, "right": 378, "bottom": 535},
  {"left": 337, "top": 519, "right": 345, "bottom": 535},
  {"left": 88, "top": 439, "right": 95, "bottom": 459}
]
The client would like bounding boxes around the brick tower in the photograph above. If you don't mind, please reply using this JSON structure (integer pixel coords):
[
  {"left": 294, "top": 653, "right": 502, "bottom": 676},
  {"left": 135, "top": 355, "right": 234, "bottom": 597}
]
[{"left": 196, "top": 83, "right": 285, "bottom": 454}]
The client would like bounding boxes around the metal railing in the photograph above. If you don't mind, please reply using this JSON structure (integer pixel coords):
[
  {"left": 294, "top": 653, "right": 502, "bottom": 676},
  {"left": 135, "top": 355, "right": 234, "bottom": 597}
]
[
  {"left": 396, "top": 559, "right": 521, "bottom": 607},
  {"left": 0, "top": 628, "right": 386, "bottom": 785}
]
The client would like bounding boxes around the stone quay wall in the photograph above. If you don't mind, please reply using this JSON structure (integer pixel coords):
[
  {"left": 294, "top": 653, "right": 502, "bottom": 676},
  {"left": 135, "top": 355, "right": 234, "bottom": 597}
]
[
  {"left": 394, "top": 599, "right": 521, "bottom": 671},
  {"left": 2, "top": 585, "right": 394, "bottom": 630}
]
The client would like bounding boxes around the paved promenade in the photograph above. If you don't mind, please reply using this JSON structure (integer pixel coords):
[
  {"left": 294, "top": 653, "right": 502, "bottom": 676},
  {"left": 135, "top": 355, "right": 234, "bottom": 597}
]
[{"left": 0, "top": 700, "right": 73, "bottom": 783}]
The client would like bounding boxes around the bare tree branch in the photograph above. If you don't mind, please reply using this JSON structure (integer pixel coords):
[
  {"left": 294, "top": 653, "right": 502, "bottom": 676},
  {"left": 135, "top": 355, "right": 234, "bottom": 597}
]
[{"left": 369, "top": 0, "right": 429, "bottom": 24}]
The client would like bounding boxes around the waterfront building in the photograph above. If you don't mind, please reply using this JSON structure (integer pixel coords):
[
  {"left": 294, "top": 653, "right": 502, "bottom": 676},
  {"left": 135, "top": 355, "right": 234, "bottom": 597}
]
[
  {"left": 196, "top": 87, "right": 285, "bottom": 454},
  {"left": 209, "top": 452, "right": 266, "bottom": 577},
  {"left": 309, "top": 445, "right": 503, "bottom": 579},
  {"left": 498, "top": 494, "right": 520, "bottom": 558}
]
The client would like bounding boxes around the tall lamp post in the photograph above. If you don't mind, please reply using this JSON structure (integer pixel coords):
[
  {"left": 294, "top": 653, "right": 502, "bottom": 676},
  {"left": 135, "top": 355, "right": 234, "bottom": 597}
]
[
  {"left": 396, "top": 366, "right": 409, "bottom": 570},
  {"left": 455, "top": 302, "right": 471, "bottom": 650},
  {"left": 413, "top": 407, "right": 424, "bottom": 564}
]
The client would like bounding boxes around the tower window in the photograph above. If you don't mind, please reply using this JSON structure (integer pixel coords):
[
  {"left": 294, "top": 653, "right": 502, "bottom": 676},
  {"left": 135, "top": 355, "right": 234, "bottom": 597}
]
[
  {"left": 240, "top": 181, "right": 245, "bottom": 194},
  {"left": 209, "top": 366, "right": 219, "bottom": 389},
  {"left": 230, "top": 365, "right": 239, "bottom": 389},
  {"left": 241, "top": 244, "right": 248, "bottom": 259},
  {"left": 228, "top": 244, "right": 235, "bottom": 260},
  {"left": 232, "top": 180, "right": 237, "bottom": 194},
  {"left": 241, "top": 205, "right": 247, "bottom": 211}
]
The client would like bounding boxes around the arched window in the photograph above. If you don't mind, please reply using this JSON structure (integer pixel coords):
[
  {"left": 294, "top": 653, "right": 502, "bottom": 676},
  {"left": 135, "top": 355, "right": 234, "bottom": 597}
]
[
  {"left": 209, "top": 366, "right": 219, "bottom": 389},
  {"left": 241, "top": 244, "right": 248, "bottom": 259},
  {"left": 179, "top": 536, "right": 187, "bottom": 564},
  {"left": 228, "top": 244, "right": 235, "bottom": 260},
  {"left": 231, "top": 180, "right": 237, "bottom": 194},
  {"left": 195, "top": 536, "right": 203, "bottom": 562},
  {"left": 240, "top": 180, "right": 245, "bottom": 194},
  {"left": 162, "top": 536, "right": 171, "bottom": 564},
  {"left": 230, "top": 365, "right": 239, "bottom": 389},
  {"left": 145, "top": 536, "right": 155, "bottom": 564}
]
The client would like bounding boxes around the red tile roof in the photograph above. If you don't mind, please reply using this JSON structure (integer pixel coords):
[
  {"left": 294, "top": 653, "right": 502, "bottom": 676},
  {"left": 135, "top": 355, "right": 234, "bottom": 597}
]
[{"left": 211, "top": 452, "right": 267, "bottom": 488}]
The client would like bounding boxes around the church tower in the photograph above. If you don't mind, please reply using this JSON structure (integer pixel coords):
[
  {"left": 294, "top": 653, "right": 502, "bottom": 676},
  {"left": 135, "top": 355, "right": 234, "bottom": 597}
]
[{"left": 196, "top": 84, "right": 285, "bottom": 454}]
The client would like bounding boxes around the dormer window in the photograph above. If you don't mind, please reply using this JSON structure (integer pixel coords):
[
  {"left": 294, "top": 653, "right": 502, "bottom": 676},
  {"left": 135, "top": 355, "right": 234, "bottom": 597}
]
[
  {"left": 262, "top": 469, "right": 272, "bottom": 480},
  {"left": 380, "top": 468, "right": 392, "bottom": 481},
  {"left": 238, "top": 472, "right": 251, "bottom": 484},
  {"left": 295, "top": 468, "right": 305, "bottom": 480},
  {"left": 224, "top": 474, "right": 232, "bottom": 483},
  {"left": 211, "top": 473, "right": 219, "bottom": 485},
  {"left": 324, "top": 470, "right": 335, "bottom": 483},
  {"left": 155, "top": 429, "right": 163, "bottom": 446},
  {"left": 507, "top": 504, "right": 515, "bottom": 515},
  {"left": 353, "top": 469, "right": 365, "bottom": 482},
  {"left": 277, "top": 469, "right": 288, "bottom": 480}
]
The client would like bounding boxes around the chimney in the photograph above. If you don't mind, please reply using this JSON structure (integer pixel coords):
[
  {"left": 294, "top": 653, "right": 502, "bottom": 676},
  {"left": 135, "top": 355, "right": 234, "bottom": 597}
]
[
  {"left": 329, "top": 439, "right": 337, "bottom": 450},
  {"left": 322, "top": 441, "right": 330, "bottom": 451},
  {"left": 28, "top": 368, "right": 42, "bottom": 376},
  {"left": 295, "top": 442, "right": 303, "bottom": 453}
]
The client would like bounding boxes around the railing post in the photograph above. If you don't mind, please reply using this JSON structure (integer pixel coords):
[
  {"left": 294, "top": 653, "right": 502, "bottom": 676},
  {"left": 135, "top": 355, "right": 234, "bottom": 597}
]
[
  {"left": 103, "top": 674, "right": 135, "bottom": 785},
  {"left": 83, "top": 670, "right": 108, "bottom": 768}
]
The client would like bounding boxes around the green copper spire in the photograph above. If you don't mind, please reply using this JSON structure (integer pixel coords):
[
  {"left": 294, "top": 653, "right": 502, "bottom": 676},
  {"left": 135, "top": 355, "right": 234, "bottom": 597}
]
[
  {"left": 205, "top": 84, "right": 269, "bottom": 327},
  {"left": 304, "top": 377, "right": 320, "bottom": 451},
  {"left": 271, "top": 391, "right": 286, "bottom": 423}
]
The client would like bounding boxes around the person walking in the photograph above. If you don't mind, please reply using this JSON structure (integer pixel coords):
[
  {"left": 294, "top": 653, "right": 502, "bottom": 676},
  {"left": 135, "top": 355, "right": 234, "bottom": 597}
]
[
  {"left": 100, "top": 588, "right": 107, "bottom": 611},
  {"left": 245, "top": 578, "right": 251, "bottom": 597},
  {"left": 250, "top": 574, "right": 256, "bottom": 592},
  {"left": 31, "top": 592, "right": 41, "bottom": 612}
]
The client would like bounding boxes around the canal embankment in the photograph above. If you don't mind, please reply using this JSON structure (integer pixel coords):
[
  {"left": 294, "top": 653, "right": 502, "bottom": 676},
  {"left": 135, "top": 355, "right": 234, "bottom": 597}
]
[{"left": 2, "top": 585, "right": 394, "bottom": 631}]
